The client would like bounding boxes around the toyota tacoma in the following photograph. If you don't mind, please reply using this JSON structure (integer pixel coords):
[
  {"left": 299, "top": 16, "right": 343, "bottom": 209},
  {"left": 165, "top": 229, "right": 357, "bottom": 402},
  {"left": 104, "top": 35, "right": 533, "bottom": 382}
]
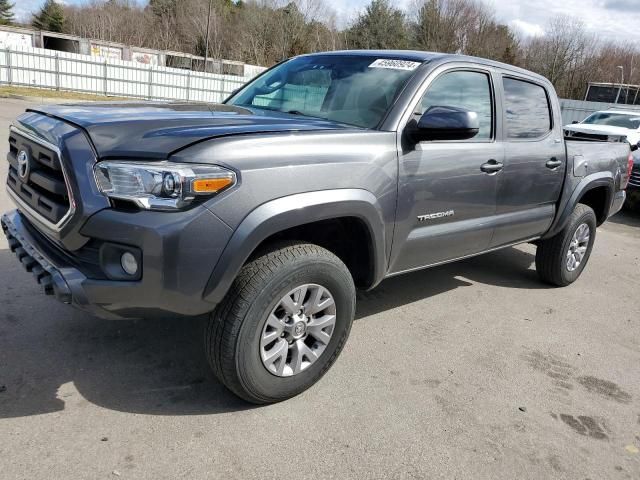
[{"left": 2, "top": 51, "right": 633, "bottom": 403}]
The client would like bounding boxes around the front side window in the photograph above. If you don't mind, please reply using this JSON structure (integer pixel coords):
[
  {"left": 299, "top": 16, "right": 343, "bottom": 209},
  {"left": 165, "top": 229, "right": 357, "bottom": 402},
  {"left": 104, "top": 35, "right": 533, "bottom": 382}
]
[
  {"left": 417, "top": 70, "right": 494, "bottom": 140},
  {"left": 503, "top": 78, "right": 552, "bottom": 139},
  {"left": 227, "top": 55, "right": 422, "bottom": 129}
]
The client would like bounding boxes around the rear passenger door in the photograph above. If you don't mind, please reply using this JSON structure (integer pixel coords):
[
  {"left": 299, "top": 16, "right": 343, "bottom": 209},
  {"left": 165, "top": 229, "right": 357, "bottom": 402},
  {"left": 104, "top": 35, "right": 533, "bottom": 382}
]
[{"left": 490, "top": 76, "right": 566, "bottom": 247}]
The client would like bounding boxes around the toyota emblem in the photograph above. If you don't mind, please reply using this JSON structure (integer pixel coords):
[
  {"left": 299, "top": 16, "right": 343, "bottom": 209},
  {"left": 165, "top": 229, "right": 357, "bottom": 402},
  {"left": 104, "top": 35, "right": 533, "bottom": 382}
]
[{"left": 17, "top": 150, "right": 30, "bottom": 181}]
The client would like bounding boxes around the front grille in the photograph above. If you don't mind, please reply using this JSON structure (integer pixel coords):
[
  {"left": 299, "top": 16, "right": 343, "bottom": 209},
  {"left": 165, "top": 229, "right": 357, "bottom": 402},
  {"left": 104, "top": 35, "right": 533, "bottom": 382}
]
[
  {"left": 6, "top": 129, "right": 72, "bottom": 228},
  {"left": 630, "top": 164, "right": 640, "bottom": 187}
]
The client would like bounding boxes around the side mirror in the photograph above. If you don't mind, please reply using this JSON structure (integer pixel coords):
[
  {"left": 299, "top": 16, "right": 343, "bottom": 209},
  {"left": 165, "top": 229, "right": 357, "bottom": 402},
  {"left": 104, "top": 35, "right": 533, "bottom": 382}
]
[
  {"left": 572, "top": 121, "right": 579, "bottom": 124},
  {"left": 413, "top": 106, "right": 480, "bottom": 142},
  {"left": 631, "top": 141, "right": 639, "bottom": 152}
]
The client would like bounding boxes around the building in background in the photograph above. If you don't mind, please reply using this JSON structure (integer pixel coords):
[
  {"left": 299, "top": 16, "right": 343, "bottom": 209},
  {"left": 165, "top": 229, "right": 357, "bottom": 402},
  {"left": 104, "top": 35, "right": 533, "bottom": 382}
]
[
  {"left": 0, "top": 26, "right": 36, "bottom": 49},
  {"left": 131, "top": 48, "right": 160, "bottom": 66},
  {"left": 585, "top": 82, "right": 640, "bottom": 105},
  {"left": 89, "top": 41, "right": 122, "bottom": 61},
  {"left": 0, "top": 24, "right": 263, "bottom": 78}
]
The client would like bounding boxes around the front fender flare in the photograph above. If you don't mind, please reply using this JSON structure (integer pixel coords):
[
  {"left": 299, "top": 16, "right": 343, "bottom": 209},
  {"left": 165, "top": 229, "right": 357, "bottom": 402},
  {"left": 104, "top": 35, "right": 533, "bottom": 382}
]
[{"left": 203, "top": 189, "right": 387, "bottom": 304}]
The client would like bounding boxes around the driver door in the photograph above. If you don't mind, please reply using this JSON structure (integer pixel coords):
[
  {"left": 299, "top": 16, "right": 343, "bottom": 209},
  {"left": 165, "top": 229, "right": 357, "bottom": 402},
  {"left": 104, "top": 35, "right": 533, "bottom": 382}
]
[{"left": 390, "top": 68, "right": 503, "bottom": 273}]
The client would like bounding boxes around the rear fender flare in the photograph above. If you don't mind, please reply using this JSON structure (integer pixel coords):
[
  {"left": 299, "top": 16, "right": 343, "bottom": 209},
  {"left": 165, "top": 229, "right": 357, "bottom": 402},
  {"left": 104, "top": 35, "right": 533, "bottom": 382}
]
[
  {"left": 203, "top": 189, "right": 387, "bottom": 304},
  {"left": 543, "top": 172, "right": 614, "bottom": 239}
]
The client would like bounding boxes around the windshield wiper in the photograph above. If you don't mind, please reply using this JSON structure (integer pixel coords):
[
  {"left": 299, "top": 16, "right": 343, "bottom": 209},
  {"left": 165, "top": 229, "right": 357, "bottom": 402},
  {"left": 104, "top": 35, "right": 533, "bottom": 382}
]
[{"left": 286, "top": 110, "right": 329, "bottom": 121}]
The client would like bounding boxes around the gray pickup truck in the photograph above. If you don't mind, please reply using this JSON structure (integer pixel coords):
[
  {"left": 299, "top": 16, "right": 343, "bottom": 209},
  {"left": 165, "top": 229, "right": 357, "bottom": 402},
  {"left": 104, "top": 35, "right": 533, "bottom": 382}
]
[{"left": 2, "top": 51, "right": 633, "bottom": 403}]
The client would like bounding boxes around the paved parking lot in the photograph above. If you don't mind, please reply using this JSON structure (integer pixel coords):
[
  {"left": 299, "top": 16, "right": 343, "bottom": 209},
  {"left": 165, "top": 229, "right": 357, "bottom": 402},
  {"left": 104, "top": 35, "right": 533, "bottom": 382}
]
[{"left": 0, "top": 97, "right": 639, "bottom": 479}]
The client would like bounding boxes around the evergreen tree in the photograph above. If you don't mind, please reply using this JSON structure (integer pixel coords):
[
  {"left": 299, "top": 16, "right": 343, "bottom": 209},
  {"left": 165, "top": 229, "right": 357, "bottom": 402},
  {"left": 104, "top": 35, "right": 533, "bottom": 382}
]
[
  {"left": 0, "top": 0, "right": 14, "bottom": 26},
  {"left": 346, "top": 0, "right": 408, "bottom": 50},
  {"left": 149, "top": 0, "right": 177, "bottom": 18},
  {"left": 32, "top": 0, "right": 65, "bottom": 33}
]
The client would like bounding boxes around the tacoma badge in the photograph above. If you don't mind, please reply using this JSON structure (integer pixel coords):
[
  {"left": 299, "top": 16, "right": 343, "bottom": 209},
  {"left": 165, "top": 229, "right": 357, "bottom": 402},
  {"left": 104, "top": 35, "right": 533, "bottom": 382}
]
[{"left": 417, "top": 210, "right": 455, "bottom": 222}]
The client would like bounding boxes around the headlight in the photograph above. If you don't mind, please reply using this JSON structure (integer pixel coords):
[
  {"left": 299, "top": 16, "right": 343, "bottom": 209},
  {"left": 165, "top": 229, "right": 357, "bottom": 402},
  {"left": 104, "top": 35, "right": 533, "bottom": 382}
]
[{"left": 94, "top": 161, "right": 235, "bottom": 211}]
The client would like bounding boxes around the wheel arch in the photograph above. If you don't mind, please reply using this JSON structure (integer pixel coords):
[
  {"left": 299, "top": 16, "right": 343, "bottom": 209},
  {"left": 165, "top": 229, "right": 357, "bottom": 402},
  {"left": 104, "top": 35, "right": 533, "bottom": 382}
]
[
  {"left": 203, "top": 189, "right": 387, "bottom": 304},
  {"left": 578, "top": 185, "right": 612, "bottom": 225},
  {"left": 543, "top": 173, "right": 615, "bottom": 239}
]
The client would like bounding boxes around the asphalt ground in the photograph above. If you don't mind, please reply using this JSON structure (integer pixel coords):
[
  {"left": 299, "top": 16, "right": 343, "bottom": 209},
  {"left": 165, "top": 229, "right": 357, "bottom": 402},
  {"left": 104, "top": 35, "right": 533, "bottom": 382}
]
[{"left": 0, "top": 98, "right": 639, "bottom": 479}]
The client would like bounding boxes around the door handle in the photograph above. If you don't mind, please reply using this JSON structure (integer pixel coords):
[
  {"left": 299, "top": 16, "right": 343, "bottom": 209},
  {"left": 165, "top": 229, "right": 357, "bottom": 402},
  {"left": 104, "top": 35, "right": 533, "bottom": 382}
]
[
  {"left": 480, "top": 160, "right": 504, "bottom": 174},
  {"left": 546, "top": 158, "right": 562, "bottom": 169}
]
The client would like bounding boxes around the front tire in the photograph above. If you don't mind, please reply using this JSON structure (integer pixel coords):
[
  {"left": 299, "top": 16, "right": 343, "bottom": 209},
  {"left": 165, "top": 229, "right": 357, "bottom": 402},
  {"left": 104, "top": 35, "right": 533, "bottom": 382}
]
[
  {"left": 535, "top": 204, "right": 597, "bottom": 286},
  {"left": 206, "top": 242, "right": 356, "bottom": 404}
]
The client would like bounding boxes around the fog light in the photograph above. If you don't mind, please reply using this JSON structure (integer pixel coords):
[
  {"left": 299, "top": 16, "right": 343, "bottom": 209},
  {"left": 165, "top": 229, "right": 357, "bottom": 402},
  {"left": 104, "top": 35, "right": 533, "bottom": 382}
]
[{"left": 121, "top": 252, "right": 139, "bottom": 276}]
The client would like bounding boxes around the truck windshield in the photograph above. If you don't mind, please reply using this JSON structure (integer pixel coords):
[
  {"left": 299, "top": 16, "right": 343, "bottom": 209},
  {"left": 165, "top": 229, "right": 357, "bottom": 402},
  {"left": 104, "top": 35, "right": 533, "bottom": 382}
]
[
  {"left": 582, "top": 112, "right": 640, "bottom": 130},
  {"left": 226, "top": 55, "right": 423, "bottom": 129}
]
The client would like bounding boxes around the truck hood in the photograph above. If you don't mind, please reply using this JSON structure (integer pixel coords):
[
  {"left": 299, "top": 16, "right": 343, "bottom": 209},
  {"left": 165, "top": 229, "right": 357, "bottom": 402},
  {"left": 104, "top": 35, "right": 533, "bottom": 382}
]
[
  {"left": 564, "top": 123, "right": 640, "bottom": 144},
  {"left": 24, "top": 102, "right": 353, "bottom": 159}
]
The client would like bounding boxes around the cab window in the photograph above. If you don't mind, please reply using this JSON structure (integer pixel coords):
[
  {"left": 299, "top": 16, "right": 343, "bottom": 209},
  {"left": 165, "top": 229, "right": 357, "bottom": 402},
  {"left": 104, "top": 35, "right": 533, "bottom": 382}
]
[
  {"left": 418, "top": 70, "right": 494, "bottom": 140},
  {"left": 503, "top": 77, "right": 552, "bottom": 139}
]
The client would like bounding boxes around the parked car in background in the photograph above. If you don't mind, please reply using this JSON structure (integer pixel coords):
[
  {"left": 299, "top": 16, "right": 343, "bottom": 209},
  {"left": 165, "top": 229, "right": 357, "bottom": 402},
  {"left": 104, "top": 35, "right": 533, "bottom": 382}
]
[
  {"left": 2, "top": 51, "right": 634, "bottom": 403},
  {"left": 564, "top": 109, "right": 640, "bottom": 145},
  {"left": 628, "top": 148, "right": 640, "bottom": 210},
  {"left": 565, "top": 110, "right": 640, "bottom": 211}
]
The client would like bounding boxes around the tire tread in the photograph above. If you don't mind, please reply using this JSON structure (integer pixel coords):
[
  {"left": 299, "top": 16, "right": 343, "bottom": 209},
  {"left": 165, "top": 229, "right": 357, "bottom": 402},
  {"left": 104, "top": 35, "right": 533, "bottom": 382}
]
[
  {"left": 535, "top": 203, "right": 595, "bottom": 287},
  {"left": 205, "top": 241, "right": 354, "bottom": 403}
]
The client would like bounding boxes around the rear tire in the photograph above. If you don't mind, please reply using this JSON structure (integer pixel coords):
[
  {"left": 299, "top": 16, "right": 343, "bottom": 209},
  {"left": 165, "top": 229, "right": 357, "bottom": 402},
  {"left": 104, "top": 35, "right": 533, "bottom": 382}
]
[
  {"left": 535, "top": 204, "right": 597, "bottom": 287},
  {"left": 206, "top": 242, "right": 355, "bottom": 404}
]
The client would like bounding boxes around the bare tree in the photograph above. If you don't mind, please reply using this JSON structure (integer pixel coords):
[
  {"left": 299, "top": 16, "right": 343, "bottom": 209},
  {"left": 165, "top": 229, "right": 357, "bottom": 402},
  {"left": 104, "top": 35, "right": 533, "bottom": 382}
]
[
  {"left": 177, "top": 0, "right": 230, "bottom": 61},
  {"left": 64, "top": 0, "right": 152, "bottom": 47},
  {"left": 520, "top": 16, "right": 597, "bottom": 97},
  {"left": 411, "top": 0, "right": 518, "bottom": 62}
]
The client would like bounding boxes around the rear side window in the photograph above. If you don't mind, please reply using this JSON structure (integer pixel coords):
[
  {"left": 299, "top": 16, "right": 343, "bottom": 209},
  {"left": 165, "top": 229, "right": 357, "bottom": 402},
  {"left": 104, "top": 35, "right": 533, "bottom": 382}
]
[{"left": 503, "top": 78, "right": 552, "bottom": 139}]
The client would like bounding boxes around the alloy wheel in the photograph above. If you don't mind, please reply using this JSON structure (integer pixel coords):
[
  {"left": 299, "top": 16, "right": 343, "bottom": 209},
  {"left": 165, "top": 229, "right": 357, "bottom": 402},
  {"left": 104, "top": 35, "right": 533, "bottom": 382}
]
[
  {"left": 260, "top": 284, "right": 336, "bottom": 377},
  {"left": 566, "top": 223, "right": 590, "bottom": 272}
]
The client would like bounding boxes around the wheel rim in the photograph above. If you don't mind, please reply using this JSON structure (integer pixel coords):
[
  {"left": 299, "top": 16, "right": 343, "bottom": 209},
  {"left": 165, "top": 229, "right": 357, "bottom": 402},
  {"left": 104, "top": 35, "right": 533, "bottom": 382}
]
[
  {"left": 566, "top": 223, "right": 590, "bottom": 272},
  {"left": 260, "top": 284, "right": 336, "bottom": 377}
]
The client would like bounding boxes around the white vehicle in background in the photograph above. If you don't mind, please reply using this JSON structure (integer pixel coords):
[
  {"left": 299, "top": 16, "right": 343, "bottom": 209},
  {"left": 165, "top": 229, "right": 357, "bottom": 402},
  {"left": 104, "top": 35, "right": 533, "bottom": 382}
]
[
  {"left": 565, "top": 109, "right": 640, "bottom": 210},
  {"left": 564, "top": 110, "right": 640, "bottom": 147}
]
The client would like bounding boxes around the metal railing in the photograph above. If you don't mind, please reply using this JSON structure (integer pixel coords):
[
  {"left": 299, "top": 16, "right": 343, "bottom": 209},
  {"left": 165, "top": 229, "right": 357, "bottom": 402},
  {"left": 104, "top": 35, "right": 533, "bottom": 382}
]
[{"left": 0, "top": 45, "right": 256, "bottom": 103}]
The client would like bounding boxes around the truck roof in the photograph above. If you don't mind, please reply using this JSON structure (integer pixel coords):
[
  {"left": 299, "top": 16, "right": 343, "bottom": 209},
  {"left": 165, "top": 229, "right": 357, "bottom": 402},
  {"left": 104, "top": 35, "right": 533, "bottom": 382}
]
[
  {"left": 302, "top": 50, "right": 550, "bottom": 85},
  {"left": 301, "top": 49, "right": 444, "bottom": 62}
]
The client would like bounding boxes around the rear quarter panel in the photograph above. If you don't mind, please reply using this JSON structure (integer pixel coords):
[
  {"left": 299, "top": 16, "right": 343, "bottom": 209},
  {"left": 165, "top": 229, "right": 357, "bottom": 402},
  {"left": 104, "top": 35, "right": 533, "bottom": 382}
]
[
  {"left": 565, "top": 140, "right": 629, "bottom": 189},
  {"left": 544, "top": 140, "right": 629, "bottom": 237}
]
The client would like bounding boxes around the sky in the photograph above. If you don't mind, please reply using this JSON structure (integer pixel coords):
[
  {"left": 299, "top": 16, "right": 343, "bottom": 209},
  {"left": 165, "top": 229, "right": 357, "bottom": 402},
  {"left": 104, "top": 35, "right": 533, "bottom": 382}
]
[{"left": 14, "top": 0, "right": 640, "bottom": 44}]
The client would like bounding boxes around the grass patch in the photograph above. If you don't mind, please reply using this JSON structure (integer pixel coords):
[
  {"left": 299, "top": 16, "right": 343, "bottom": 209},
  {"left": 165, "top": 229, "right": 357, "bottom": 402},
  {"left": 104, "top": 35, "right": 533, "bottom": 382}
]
[{"left": 0, "top": 85, "right": 130, "bottom": 102}]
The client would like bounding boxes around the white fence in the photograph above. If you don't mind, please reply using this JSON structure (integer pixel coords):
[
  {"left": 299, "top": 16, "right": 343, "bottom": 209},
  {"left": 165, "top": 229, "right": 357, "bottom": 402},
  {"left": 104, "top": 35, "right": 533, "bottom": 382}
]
[{"left": 0, "top": 45, "right": 263, "bottom": 103}]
